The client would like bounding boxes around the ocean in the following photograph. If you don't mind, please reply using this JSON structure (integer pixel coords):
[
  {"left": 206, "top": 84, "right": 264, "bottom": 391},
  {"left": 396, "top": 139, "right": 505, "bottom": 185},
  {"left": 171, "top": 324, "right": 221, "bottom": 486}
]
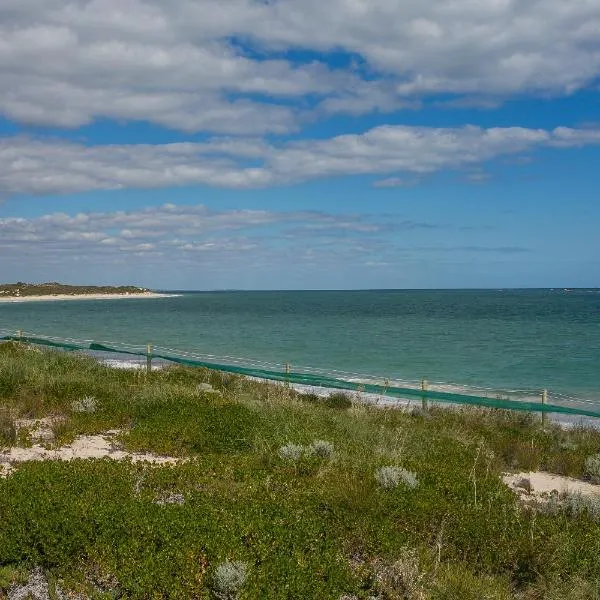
[{"left": 1, "top": 289, "right": 599, "bottom": 404}]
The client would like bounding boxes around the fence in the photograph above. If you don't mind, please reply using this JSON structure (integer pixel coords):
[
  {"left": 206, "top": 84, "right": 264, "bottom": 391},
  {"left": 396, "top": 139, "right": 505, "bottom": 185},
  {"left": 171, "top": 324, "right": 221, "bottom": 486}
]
[{"left": 1, "top": 329, "right": 599, "bottom": 420}]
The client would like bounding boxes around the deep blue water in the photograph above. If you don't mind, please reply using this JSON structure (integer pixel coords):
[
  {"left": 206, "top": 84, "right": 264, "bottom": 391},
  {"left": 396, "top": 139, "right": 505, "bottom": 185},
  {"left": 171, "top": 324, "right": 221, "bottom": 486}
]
[{"left": 1, "top": 289, "right": 599, "bottom": 399}]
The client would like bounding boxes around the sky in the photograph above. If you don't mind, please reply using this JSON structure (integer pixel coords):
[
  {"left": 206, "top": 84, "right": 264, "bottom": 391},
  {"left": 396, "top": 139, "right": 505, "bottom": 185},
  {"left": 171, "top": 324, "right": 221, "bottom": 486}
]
[{"left": 1, "top": 0, "right": 600, "bottom": 290}]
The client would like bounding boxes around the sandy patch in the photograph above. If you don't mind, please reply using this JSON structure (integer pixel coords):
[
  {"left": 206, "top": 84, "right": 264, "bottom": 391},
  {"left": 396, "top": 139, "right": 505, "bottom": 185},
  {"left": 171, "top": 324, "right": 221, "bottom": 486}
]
[
  {"left": 503, "top": 471, "right": 600, "bottom": 499},
  {"left": 14, "top": 416, "right": 64, "bottom": 443},
  {"left": 0, "top": 292, "right": 177, "bottom": 303},
  {"left": 1, "top": 428, "right": 181, "bottom": 477}
]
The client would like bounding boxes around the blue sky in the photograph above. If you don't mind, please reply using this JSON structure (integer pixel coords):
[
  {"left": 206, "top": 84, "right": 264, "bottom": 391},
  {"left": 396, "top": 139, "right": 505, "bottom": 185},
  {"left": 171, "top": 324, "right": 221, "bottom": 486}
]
[{"left": 1, "top": 0, "right": 599, "bottom": 290}]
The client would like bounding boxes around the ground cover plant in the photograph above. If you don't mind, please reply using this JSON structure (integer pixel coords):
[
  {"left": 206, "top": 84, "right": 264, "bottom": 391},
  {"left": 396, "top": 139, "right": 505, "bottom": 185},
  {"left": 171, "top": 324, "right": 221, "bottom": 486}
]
[{"left": 1, "top": 341, "right": 600, "bottom": 598}]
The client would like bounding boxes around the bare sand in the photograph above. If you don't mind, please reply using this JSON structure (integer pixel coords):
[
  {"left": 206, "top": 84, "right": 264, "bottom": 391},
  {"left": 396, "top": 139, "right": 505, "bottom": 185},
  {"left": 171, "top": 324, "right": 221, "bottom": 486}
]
[
  {"left": 1, "top": 419, "right": 181, "bottom": 477},
  {"left": 503, "top": 471, "right": 600, "bottom": 498},
  {"left": 0, "top": 292, "right": 176, "bottom": 303}
]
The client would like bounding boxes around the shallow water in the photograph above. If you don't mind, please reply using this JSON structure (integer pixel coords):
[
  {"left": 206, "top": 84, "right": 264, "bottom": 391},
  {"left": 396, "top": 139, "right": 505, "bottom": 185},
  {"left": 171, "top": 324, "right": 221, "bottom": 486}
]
[{"left": 1, "top": 289, "right": 599, "bottom": 401}]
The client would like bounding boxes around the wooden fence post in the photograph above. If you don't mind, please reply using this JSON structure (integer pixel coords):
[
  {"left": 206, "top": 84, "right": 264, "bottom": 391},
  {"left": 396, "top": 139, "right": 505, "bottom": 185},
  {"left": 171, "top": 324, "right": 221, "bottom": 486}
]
[
  {"left": 284, "top": 362, "right": 291, "bottom": 388},
  {"left": 146, "top": 343, "right": 153, "bottom": 375},
  {"left": 421, "top": 378, "right": 428, "bottom": 410}
]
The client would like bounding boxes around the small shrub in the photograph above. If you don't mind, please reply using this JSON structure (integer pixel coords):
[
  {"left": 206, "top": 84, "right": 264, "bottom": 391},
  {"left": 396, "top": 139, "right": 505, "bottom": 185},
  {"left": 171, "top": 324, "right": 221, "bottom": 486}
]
[
  {"left": 375, "top": 466, "right": 419, "bottom": 490},
  {"left": 325, "top": 392, "right": 353, "bottom": 410},
  {"left": 300, "top": 393, "right": 321, "bottom": 404},
  {"left": 0, "top": 564, "right": 28, "bottom": 591},
  {"left": 278, "top": 443, "right": 305, "bottom": 461},
  {"left": 584, "top": 453, "right": 600, "bottom": 484},
  {"left": 308, "top": 440, "right": 335, "bottom": 459},
  {"left": 71, "top": 395, "right": 97, "bottom": 413},
  {"left": 373, "top": 548, "right": 425, "bottom": 599},
  {"left": 563, "top": 492, "right": 600, "bottom": 520},
  {"left": 212, "top": 561, "right": 248, "bottom": 600}
]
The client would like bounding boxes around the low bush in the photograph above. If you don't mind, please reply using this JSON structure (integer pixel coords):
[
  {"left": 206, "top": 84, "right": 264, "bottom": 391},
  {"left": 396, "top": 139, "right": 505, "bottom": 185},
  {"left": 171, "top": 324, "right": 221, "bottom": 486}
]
[
  {"left": 211, "top": 561, "right": 248, "bottom": 600},
  {"left": 278, "top": 443, "right": 305, "bottom": 461},
  {"left": 584, "top": 453, "right": 600, "bottom": 484},
  {"left": 308, "top": 439, "right": 335, "bottom": 459},
  {"left": 325, "top": 392, "right": 353, "bottom": 410},
  {"left": 375, "top": 466, "right": 419, "bottom": 490}
]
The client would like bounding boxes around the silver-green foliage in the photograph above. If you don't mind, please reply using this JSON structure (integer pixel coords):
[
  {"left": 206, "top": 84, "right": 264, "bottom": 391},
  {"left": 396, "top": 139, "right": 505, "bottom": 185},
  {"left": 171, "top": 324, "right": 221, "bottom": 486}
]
[
  {"left": 71, "top": 395, "right": 97, "bottom": 413},
  {"left": 308, "top": 440, "right": 334, "bottom": 459},
  {"left": 278, "top": 443, "right": 305, "bottom": 461},
  {"left": 584, "top": 453, "right": 600, "bottom": 484},
  {"left": 375, "top": 466, "right": 419, "bottom": 490},
  {"left": 212, "top": 561, "right": 248, "bottom": 600},
  {"left": 563, "top": 492, "right": 600, "bottom": 520}
]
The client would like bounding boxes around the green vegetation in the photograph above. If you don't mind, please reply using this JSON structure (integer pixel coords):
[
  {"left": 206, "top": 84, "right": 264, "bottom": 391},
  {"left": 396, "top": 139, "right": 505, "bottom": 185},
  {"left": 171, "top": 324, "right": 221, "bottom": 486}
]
[
  {"left": 1, "top": 341, "right": 600, "bottom": 598},
  {"left": 0, "top": 282, "right": 150, "bottom": 297}
]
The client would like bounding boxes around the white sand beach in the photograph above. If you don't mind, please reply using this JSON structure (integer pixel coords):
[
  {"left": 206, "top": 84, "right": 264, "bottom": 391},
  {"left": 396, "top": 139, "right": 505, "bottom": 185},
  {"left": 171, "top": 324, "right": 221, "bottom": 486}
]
[{"left": 0, "top": 292, "right": 176, "bottom": 303}]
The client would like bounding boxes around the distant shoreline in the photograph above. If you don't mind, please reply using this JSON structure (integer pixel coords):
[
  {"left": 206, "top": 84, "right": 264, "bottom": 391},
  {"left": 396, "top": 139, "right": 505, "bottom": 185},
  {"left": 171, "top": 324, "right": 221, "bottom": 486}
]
[{"left": 0, "top": 292, "right": 177, "bottom": 304}]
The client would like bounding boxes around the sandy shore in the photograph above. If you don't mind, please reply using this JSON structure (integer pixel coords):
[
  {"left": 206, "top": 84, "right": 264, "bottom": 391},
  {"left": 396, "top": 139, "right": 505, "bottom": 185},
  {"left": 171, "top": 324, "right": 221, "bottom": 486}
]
[{"left": 0, "top": 292, "right": 176, "bottom": 303}]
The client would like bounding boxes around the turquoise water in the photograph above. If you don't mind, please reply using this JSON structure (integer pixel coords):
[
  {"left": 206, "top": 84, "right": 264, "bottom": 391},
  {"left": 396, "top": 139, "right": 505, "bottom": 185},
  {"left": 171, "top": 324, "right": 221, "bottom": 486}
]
[{"left": 1, "top": 289, "right": 599, "bottom": 400}]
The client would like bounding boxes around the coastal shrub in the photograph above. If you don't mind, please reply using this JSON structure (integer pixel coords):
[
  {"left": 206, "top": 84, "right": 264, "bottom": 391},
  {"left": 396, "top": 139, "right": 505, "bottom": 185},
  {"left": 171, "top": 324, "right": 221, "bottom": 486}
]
[
  {"left": 125, "top": 399, "right": 261, "bottom": 455},
  {"left": 584, "top": 453, "right": 600, "bottom": 484},
  {"left": 373, "top": 548, "right": 425, "bottom": 599},
  {"left": 71, "top": 395, "right": 98, "bottom": 413},
  {"left": 375, "top": 466, "right": 419, "bottom": 490},
  {"left": 299, "top": 393, "right": 321, "bottom": 404},
  {"left": 211, "top": 561, "right": 248, "bottom": 600},
  {"left": 308, "top": 439, "right": 335, "bottom": 459},
  {"left": 278, "top": 443, "right": 305, "bottom": 461},
  {"left": 325, "top": 392, "right": 353, "bottom": 410},
  {"left": 562, "top": 492, "right": 600, "bottom": 521}
]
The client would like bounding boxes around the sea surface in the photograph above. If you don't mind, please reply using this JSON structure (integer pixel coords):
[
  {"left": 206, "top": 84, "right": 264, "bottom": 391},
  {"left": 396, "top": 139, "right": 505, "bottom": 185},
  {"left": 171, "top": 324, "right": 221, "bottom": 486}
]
[{"left": 1, "top": 289, "right": 599, "bottom": 404}]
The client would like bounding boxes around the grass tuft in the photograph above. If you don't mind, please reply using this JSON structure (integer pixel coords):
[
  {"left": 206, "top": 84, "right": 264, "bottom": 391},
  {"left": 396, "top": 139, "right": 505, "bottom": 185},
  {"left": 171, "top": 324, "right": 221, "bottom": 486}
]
[{"left": 71, "top": 395, "right": 98, "bottom": 413}]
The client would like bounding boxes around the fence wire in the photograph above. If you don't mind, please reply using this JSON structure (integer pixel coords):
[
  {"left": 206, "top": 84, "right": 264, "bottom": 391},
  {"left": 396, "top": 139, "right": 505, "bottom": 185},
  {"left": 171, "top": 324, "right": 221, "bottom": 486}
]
[{"left": 1, "top": 330, "right": 599, "bottom": 419}]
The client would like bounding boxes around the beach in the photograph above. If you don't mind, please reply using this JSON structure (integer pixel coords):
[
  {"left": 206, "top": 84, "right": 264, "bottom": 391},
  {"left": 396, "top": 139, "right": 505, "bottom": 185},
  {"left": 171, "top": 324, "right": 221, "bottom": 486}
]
[
  {"left": 0, "top": 292, "right": 174, "bottom": 303},
  {"left": 1, "top": 289, "right": 599, "bottom": 405}
]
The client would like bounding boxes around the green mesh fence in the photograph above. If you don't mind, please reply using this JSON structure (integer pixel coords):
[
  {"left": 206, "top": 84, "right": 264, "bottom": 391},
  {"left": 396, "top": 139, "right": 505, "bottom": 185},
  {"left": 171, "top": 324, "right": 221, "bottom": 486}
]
[{"left": 2, "top": 333, "right": 600, "bottom": 419}]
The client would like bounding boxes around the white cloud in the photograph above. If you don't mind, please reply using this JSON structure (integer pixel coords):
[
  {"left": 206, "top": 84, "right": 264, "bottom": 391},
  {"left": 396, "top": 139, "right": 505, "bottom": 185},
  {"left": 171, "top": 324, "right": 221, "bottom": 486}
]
[
  {"left": 0, "top": 1, "right": 599, "bottom": 132},
  {"left": 0, "top": 203, "right": 399, "bottom": 270},
  {"left": 2, "top": 125, "right": 600, "bottom": 196},
  {"left": 373, "top": 177, "right": 413, "bottom": 188}
]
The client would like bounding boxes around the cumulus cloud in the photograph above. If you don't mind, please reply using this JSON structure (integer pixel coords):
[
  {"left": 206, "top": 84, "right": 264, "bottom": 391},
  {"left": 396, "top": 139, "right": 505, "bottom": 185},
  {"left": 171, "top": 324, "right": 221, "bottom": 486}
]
[
  {"left": 2, "top": 125, "right": 600, "bottom": 196},
  {"left": 0, "top": 203, "right": 425, "bottom": 282},
  {"left": 0, "top": 203, "right": 392, "bottom": 255},
  {"left": 1, "top": 202, "right": 531, "bottom": 285},
  {"left": 0, "top": 0, "right": 599, "bottom": 132}
]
